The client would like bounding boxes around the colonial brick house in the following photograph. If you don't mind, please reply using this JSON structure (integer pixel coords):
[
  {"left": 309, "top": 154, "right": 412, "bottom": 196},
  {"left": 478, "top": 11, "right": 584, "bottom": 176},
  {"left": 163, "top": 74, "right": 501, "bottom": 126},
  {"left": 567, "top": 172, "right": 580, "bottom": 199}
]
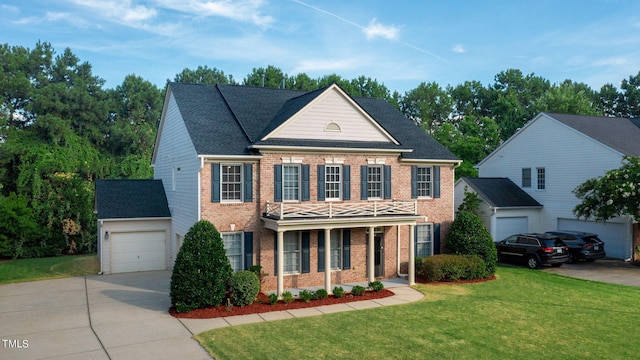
[{"left": 99, "top": 82, "right": 460, "bottom": 296}]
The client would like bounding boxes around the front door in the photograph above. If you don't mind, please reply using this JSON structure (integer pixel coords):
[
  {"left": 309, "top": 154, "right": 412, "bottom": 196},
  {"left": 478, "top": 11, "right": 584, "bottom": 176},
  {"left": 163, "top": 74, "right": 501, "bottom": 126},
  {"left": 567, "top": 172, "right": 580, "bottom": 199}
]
[{"left": 374, "top": 234, "right": 384, "bottom": 277}]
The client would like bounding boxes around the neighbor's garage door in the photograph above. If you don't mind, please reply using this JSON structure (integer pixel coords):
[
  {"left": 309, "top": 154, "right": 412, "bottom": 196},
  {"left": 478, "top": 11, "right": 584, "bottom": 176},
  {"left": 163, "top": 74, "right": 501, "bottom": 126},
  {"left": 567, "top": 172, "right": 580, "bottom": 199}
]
[
  {"left": 557, "top": 219, "right": 630, "bottom": 259},
  {"left": 496, "top": 217, "right": 528, "bottom": 241},
  {"left": 111, "top": 231, "right": 166, "bottom": 273}
]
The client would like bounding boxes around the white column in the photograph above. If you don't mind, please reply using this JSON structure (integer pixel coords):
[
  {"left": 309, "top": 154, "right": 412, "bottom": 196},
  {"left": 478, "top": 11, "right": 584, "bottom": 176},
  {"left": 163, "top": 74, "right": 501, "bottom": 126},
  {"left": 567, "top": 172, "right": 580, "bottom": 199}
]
[
  {"left": 324, "top": 228, "right": 332, "bottom": 293},
  {"left": 277, "top": 230, "right": 284, "bottom": 297},
  {"left": 409, "top": 224, "right": 415, "bottom": 285},
  {"left": 368, "top": 226, "right": 375, "bottom": 282}
]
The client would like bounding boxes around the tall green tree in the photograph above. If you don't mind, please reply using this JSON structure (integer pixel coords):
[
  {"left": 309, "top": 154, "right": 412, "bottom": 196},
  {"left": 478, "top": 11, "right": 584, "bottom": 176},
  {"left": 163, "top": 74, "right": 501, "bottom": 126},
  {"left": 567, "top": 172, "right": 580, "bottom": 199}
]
[
  {"left": 619, "top": 71, "right": 640, "bottom": 117},
  {"left": 532, "top": 80, "right": 597, "bottom": 115},
  {"left": 400, "top": 81, "right": 452, "bottom": 133},
  {"left": 243, "top": 65, "right": 286, "bottom": 88},
  {"left": 173, "top": 65, "right": 236, "bottom": 85}
]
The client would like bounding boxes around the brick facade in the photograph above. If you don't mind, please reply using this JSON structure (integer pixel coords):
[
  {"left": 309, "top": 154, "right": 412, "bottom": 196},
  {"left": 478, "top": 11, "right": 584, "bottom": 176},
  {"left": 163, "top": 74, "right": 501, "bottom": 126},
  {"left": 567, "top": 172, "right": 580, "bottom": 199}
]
[{"left": 200, "top": 152, "right": 455, "bottom": 291}]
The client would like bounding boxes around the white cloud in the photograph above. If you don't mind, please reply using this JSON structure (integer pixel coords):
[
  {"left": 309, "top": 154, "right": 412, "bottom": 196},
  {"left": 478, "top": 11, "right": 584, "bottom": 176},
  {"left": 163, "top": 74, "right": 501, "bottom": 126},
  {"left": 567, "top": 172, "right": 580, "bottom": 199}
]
[
  {"left": 451, "top": 44, "right": 465, "bottom": 53},
  {"left": 362, "top": 18, "right": 399, "bottom": 40},
  {"left": 70, "top": 0, "right": 158, "bottom": 23},
  {"left": 155, "top": 0, "right": 273, "bottom": 27},
  {"left": 291, "top": 59, "right": 357, "bottom": 73}
]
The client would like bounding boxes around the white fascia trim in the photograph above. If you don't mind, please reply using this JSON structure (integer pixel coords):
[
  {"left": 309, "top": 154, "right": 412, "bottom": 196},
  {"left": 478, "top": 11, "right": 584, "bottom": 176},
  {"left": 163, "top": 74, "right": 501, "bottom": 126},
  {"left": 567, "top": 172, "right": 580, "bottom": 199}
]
[
  {"left": 100, "top": 217, "right": 172, "bottom": 222},
  {"left": 249, "top": 145, "right": 411, "bottom": 154},
  {"left": 400, "top": 159, "right": 463, "bottom": 166},
  {"left": 198, "top": 155, "right": 262, "bottom": 162}
]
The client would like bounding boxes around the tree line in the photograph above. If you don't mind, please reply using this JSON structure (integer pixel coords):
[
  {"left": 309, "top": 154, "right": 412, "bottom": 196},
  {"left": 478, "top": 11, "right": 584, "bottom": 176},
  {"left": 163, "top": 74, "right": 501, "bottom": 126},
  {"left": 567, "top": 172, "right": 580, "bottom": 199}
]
[{"left": 1, "top": 41, "right": 638, "bottom": 258}]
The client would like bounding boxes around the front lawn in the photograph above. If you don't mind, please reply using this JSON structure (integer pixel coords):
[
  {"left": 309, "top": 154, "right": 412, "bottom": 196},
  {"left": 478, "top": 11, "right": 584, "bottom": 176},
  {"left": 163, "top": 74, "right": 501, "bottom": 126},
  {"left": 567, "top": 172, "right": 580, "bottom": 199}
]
[
  {"left": 195, "top": 265, "right": 640, "bottom": 359},
  {"left": 0, "top": 255, "right": 99, "bottom": 284}
]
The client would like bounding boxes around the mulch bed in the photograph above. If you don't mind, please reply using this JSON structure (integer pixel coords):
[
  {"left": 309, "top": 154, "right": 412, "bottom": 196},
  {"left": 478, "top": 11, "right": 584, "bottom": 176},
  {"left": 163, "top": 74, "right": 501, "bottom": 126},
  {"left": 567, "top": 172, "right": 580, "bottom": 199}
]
[{"left": 170, "top": 289, "right": 394, "bottom": 319}]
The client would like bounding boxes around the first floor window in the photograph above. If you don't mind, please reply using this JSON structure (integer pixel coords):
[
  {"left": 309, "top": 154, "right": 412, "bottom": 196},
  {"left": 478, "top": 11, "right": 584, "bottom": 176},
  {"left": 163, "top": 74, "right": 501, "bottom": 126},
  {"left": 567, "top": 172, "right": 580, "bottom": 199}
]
[
  {"left": 325, "top": 165, "right": 342, "bottom": 200},
  {"left": 222, "top": 232, "right": 243, "bottom": 272},
  {"left": 330, "top": 229, "right": 342, "bottom": 270},
  {"left": 416, "top": 224, "right": 433, "bottom": 258},
  {"left": 221, "top": 164, "right": 242, "bottom": 201},
  {"left": 416, "top": 166, "right": 432, "bottom": 197},
  {"left": 537, "top": 167, "right": 546, "bottom": 190},
  {"left": 522, "top": 168, "right": 531, "bottom": 188},
  {"left": 284, "top": 232, "right": 301, "bottom": 273}
]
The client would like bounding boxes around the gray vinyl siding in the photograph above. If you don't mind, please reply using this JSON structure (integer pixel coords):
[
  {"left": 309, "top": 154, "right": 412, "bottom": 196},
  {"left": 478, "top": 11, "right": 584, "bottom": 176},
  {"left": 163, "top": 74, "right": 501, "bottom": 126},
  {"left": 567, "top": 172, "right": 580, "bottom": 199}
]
[{"left": 154, "top": 92, "right": 201, "bottom": 265}]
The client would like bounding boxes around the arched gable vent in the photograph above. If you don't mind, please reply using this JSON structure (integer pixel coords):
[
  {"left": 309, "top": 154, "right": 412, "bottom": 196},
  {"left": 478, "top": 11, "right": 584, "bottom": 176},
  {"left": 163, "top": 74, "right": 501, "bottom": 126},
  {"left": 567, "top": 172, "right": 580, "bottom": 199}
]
[{"left": 324, "top": 121, "right": 341, "bottom": 132}]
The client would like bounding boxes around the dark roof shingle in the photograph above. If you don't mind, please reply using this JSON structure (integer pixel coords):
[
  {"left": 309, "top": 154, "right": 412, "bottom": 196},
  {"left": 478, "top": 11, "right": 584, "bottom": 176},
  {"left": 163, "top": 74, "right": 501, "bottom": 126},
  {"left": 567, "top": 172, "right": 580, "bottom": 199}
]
[
  {"left": 461, "top": 177, "right": 542, "bottom": 208},
  {"left": 95, "top": 179, "right": 171, "bottom": 219}
]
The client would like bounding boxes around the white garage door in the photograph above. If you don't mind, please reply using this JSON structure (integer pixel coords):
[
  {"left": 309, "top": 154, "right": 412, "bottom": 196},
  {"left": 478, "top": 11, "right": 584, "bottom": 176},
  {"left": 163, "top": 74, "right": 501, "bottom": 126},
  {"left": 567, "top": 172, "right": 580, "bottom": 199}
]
[
  {"left": 557, "top": 219, "right": 630, "bottom": 259},
  {"left": 111, "top": 231, "right": 166, "bottom": 273},
  {"left": 496, "top": 217, "right": 528, "bottom": 241}
]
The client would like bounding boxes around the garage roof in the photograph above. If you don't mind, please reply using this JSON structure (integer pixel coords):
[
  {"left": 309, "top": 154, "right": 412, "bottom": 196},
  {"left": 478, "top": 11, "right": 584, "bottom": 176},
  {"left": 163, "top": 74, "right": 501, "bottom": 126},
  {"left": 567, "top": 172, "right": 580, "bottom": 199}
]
[
  {"left": 461, "top": 177, "right": 542, "bottom": 208},
  {"left": 95, "top": 179, "right": 171, "bottom": 219}
]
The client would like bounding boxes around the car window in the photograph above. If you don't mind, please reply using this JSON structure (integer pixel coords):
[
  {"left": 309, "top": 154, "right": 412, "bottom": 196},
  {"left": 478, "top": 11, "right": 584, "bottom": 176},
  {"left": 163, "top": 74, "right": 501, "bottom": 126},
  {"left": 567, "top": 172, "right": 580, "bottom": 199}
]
[
  {"left": 517, "top": 237, "right": 538, "bottom": 245},
  {"left": 583, "top": 236, "right": 600, "bottom": 244},
  {"left": 504, "top": 235, "right": 518, "bottom": 244}
]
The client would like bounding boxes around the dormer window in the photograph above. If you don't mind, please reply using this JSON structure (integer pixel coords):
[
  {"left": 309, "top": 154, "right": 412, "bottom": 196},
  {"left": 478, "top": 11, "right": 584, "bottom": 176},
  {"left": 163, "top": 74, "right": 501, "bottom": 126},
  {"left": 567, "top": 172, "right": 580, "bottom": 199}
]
[{"left": 324, "top": 121, "right": 341, "bottom": 132}]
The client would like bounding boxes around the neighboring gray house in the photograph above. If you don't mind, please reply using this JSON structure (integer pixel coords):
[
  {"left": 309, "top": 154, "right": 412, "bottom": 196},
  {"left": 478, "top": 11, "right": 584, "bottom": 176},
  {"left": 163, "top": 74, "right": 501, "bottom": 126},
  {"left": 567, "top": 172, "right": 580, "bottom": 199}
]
[
  {"left": 95, "top": 179, "right": 171, "bottom": 274},
  {"left": 465, "top": 112, "right": 640, "bottom": 260},
  {"left": 454, "top": 177, "right": 542, "bottom": 241}
]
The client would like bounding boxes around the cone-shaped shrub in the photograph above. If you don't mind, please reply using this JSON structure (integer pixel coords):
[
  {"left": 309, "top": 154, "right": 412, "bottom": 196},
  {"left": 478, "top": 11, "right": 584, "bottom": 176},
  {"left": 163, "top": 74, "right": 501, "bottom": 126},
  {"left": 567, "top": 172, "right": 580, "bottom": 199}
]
[
  {"left": 170, "top": 220, "right": 233, "bottom": 312},
  {"left": 445, "top": 211, "right": 497, "bottom": 276}
]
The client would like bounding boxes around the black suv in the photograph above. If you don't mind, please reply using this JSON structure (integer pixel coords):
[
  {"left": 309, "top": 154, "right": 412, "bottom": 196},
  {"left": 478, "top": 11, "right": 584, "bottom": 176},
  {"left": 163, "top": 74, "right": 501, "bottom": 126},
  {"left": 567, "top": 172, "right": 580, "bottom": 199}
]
[
  {"left": 545, "top": 230, "right": 606, "bottom": 263},
  {"left": 495, "top": 233, "right": 569, "bottom": 269}
]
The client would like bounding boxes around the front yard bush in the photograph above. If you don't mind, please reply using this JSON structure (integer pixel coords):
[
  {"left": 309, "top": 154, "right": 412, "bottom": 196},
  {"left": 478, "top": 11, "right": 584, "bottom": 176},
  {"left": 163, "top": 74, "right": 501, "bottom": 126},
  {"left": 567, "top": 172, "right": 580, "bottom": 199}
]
[
  {"left": 351, "top": 285, "right": 366, "bottom": 296},
  {"left": 170, "top": 220, "right": 233, "bottom": 313},
  {"left": 333, "top": 286, "right": 345, "bottom": 298},
  {"left": 416, "top": 254, "right": 487, "bottom": 282},
  {"left": 368, "top": 280, "right": 384, "bottom": 292},
  {"left": 229, "top": 270, "right": 260, "bottom": 307},
  {"left": 445, "top": 211, "right": 497, "bottom": 276}
]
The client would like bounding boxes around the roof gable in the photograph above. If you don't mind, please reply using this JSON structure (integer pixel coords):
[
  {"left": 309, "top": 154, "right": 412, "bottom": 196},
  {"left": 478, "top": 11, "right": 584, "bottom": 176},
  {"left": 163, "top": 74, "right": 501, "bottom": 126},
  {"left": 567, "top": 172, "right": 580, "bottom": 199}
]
[
  {"left": 95, "top": 180, "right": 171, "bottom": 219},
  {"left": 461, "top": 177, "right": 542, "bottom": 208},
  {"left": 260, "top": 84, "right": 398, "bottom": 144}
]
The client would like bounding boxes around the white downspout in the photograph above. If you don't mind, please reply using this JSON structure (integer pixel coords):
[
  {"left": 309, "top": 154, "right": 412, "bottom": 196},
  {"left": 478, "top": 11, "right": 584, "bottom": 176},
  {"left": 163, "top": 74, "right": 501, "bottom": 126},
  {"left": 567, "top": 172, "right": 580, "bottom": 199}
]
[{"left": 197, "top": 156, "right": 204, "bottom": 221}]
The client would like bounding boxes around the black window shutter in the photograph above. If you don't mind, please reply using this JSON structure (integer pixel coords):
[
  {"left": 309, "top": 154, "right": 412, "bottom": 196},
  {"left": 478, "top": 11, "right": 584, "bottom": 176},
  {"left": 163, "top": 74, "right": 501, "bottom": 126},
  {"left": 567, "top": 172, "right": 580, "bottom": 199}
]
[
  {"left": 243, "top": 232, "right": 253, "bottom": 269},
  {"left": 317, "top": 230, "right": 325, "bottom": 272},
  {"left": 243, "top": 164, "right": 253, "bottom": 202},
  {"left": 360, "top": 165, "right": 368, "bottom": 200},
  {"left": 342, "top": 229, "right": 351, "bottom": 270},
  {"left": 384, "top": 165, "right": 392, "bottom": 199},
  {"left": 343, "top": 165, "right": 351, "bottom": 200},
  {"left": 211, "top": 163, "right": 220, "bottom": 202},
  {"left": 302, "top": 231, "right": 310, "bottom": 273},
  {"left": 273, "top": 232, "right": 278, "bottom": 276},
  {"left": 274, "top": 165, "right": 282, "bottom": 202},
  {"left": 411, "top": 165, "right": 418, "bottom": 199},
  {"left": 434, "top": 166, "right": 441, "bottom": 198},
  {"left": 301, "top": 164, "right": 310, "bottom": 201},
  {"left": 433, "top": 223, "right": 441, "bottom": 255},
  {"left": 317, "top": 165, "right": 325, "bottom": 201}
]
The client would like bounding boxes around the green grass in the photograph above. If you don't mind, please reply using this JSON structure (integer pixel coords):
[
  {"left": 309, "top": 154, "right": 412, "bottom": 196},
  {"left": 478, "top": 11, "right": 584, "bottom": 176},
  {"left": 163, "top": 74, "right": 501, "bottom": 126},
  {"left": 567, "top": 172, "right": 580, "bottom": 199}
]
[
  {"left": 195, "top": 265, "right": 640, "bottom": 359},
  {"left": 0, "top": 255, "right": 99, "bottom": 284}
]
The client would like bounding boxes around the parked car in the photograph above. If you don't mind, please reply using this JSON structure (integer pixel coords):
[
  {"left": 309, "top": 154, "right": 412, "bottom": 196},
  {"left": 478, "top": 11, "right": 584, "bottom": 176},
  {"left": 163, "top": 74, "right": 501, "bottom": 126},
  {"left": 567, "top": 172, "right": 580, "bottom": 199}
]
[
  {"left": 545, "top": 230, "right": 606, "bottom": 263},
  {"left": 495, "top": 233, "right": 570, "bottom": 269}
]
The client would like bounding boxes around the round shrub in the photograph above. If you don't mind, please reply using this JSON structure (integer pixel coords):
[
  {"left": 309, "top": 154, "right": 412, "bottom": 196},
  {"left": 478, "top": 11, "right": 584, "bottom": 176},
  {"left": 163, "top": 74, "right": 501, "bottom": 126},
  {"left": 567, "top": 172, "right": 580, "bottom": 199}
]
[
  {"left": 333, "top": 286, "right": 345, "bottom": 298},
  {"left": 229, "top": 270, "right": 260, "bottom": 307},
  {"left": 170, "top": 220, "right": 233, "bottom": 313},
  {"left": 315, "top": 288, "right": 329, "bottom": 299},
  {"left": 416, "top": 254, "right": 487, "bottom": 282},
  {"left": 368, "top": 280, "right": 384, "bottom": 292},
  {"left": 445, "top": 211, "right": 498, "bottom": 276},
  {"left": 351, "top": 285, "right": 366, "bottom": 296}
]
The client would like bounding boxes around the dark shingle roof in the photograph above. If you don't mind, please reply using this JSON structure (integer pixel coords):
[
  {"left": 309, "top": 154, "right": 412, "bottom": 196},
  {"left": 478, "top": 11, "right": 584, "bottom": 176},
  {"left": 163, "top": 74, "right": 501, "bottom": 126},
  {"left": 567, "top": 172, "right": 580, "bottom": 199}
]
[
  {"left": 545, "top": 113, "right": 640, "bottom": 156},
  {"left": 167, "top": 83, "right": 458, "bottom": 161},
  {"left": 461, "top": 177, "right": 542, "bottom": 208},
  {"left": 95, "top": 179, "right": 171, "bottom": 219}
]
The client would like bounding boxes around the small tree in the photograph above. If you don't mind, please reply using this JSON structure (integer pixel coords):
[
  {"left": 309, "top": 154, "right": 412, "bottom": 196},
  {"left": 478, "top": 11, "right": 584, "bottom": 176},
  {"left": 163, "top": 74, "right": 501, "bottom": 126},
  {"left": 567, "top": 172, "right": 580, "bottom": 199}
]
[
  {"left": 457, "top": 186, "right": 482, "bottom": 215},
  {"left": 445, "top": 211, "right": 497, "bottom": 275},
  {"left": 170, "top": 220, "right": 233, "bottom": 313}
]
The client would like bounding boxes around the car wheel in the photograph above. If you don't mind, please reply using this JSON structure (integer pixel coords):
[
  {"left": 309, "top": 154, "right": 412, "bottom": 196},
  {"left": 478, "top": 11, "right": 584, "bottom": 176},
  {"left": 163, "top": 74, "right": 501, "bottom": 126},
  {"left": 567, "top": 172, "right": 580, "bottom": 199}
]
[
  {"left": 567, "top": 252, "right": 575, "bottom": 264},
  {"left": 527, "top": 256, "right": 540, "bottom": 269}
]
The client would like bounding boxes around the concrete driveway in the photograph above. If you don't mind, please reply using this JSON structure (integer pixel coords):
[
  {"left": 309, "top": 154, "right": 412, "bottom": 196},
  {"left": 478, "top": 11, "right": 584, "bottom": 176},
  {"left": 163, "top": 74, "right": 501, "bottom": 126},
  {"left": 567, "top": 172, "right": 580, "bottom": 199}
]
[
  {"left": 543, "top": 259, "right": 640, "bottom": 287},
  {"left": 0, "top": 271, "right": 210, "bottom": 360}
]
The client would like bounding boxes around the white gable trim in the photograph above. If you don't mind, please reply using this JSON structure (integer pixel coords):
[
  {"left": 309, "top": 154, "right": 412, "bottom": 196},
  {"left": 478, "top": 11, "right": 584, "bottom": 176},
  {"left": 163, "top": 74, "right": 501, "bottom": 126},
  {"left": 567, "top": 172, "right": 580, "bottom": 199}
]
[
  {"left": 151, "top": 88, "right": 174, "bottom": 165},
  {"left": 261, "top": 84, "right": 400, "bottom": 145},
  {"left": 249, "top": 144, "right": 410, "bottom": 154}
]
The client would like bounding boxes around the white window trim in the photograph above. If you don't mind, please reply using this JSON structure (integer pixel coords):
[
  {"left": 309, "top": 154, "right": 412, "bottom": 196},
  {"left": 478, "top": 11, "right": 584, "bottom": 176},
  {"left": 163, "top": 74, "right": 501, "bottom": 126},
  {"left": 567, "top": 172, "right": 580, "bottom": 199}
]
[
  {"left": 416, "top": 223, "right": 434, "bottom": 258},
  {"left": 522, "top": 168, "right": 532, "bottom": 188},
  {"left": 221, "top": 163, "right": 243, "bottom": 203},
  {"left": 222, "top": 232, "right": 244, "bottom": 272},
  {"left": 283, "top": 232, "right": 302, "bottom": 275},
  {"left": 330, "top": 229, "right": 343, "bottom": 270},
  {"left": 536, "top": 167, "right": 546, "bottom": 191},
  {"left": 325, "top": 165, "right": 342, "bottom": 201},
  {"left": 367, "top": 165, "right": 383, "bottom": 200},
  {"left": 416, "top": 166, "right": 433, "bottom": 199},
  {"left": 282, "top": 164, "right": 301, "bottom": 202}
]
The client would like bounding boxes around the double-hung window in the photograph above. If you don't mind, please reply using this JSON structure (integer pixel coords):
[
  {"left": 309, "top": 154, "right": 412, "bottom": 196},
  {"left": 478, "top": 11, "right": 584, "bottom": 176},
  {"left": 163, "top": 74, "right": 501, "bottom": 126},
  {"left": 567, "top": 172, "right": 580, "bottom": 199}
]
[
  {"left": 330, "top": 229, "right": 342, "bottom": 270},
  {"left": 325, "top": 165, "right": 342, "bottom": 200},
  {"left": 415, "top": 224, "right": 433, "bottom": 258},
  {"left": 537, "top": 167, "right": 546, "bottom": 190},
  {"left": 367, "top": 166, "right": 383, "bottom": 199},
  {"left": 522, "top": 168, "right": 532, "bottom": 188},
  {"left": 416, "top": 166, "right": 432, "bottom": 198},
  {"left": 222, "top": 232, "right": 243, "bottom": 272},
  {"left": 283, "top": 165, "right": 300, "bottom": 201},
  {"left": 283, "top": 232, "right": 301, "bottom": 273},
  {"left": 221, "top": 164, "right": 242, "bottom": 202}
]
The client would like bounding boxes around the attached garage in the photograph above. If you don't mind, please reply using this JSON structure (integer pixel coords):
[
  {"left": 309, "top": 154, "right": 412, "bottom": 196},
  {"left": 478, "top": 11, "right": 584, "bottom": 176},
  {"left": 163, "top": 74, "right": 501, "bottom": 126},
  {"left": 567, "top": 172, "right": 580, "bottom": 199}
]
[
  {"left": 96, "top": 180, "right": 172, "bottom": 274},
  {"left": 557, "top": 218, "right": 632, "bottom": 260},
  {"left": 496, "top": 217, "right": 529, "bottom": 241}
]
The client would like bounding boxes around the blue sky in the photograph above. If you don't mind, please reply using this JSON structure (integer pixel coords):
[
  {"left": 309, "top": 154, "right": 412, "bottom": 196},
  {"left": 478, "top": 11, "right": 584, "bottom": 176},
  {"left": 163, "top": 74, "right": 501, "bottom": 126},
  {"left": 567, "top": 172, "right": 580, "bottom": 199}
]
[{"left": 2, "top": 0, "right": 639, "bottom": 94}]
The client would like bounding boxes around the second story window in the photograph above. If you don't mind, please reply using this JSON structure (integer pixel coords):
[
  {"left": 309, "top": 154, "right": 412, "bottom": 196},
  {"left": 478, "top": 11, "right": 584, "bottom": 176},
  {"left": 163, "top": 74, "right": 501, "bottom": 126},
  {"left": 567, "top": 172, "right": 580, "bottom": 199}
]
[
  {"left": 367, "top": 166, "right": 382, "bottom": 199},
  {"left": 416, "top": 166, "right": 432, "bottom": 198},
  {"left": 222, "top": 164, "right": 242, "bottom": 201},
  {"left": 522, "top": 168, "right": 531, "bottom": 188},
  {"left": 325, "top": 165, "right": 341, "bottom": 200},
  {"left": 283, "top": 165, "right": 300, "bottom": 201},
  {"left": 537, "top": 167, "right": 546, "bottom": 190}
]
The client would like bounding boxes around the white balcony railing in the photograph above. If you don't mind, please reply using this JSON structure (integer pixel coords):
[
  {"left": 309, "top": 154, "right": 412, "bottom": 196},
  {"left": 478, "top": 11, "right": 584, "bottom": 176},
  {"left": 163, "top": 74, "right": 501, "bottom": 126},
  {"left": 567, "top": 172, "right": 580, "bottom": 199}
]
[{"left": 264, "top": 200, "right": 417, "bottom": 220}]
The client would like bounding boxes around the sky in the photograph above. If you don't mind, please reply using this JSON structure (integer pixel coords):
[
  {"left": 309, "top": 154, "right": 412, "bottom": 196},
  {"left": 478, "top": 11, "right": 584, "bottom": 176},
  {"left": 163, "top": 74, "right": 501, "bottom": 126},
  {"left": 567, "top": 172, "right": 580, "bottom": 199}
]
[{"left": 2, "top": 0, "right": 640, "bottom": 94}]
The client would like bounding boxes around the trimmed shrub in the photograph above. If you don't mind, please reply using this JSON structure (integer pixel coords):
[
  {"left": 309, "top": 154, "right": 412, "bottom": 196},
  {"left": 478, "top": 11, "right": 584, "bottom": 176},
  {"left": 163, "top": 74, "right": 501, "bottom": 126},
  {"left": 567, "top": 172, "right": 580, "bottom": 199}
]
[
  {"left": 333, "top": 286, "right": 345, "bottom": 298},
  {"left": 229, "top": 270, "right": 260, "bottom": 307},
  {"left": 351, "top": 285, "right": 366, "bottom": 296},
  {"left": 445, "top": 211, "right": 498, "bottom": 276},
  {"left": 299, "top": 290, "right": 313, "bottom": 303},
  {"left": 281, "top": 291, "right": 294, "bottom": 304},
  {"left": 268, "top": 293, "right": 278, "bottom": 305},
  {"left": 368, "top": 280, "right": 384, "bottom": 292},
  {"left": 315, "top": 288, "right": 329, "bottom": 299},
  {"left": 416, "top": 254, "right": 487, "bottom": 282},
  {"left": 170, "top": 220, "right": 233, "bottom": 313}
]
